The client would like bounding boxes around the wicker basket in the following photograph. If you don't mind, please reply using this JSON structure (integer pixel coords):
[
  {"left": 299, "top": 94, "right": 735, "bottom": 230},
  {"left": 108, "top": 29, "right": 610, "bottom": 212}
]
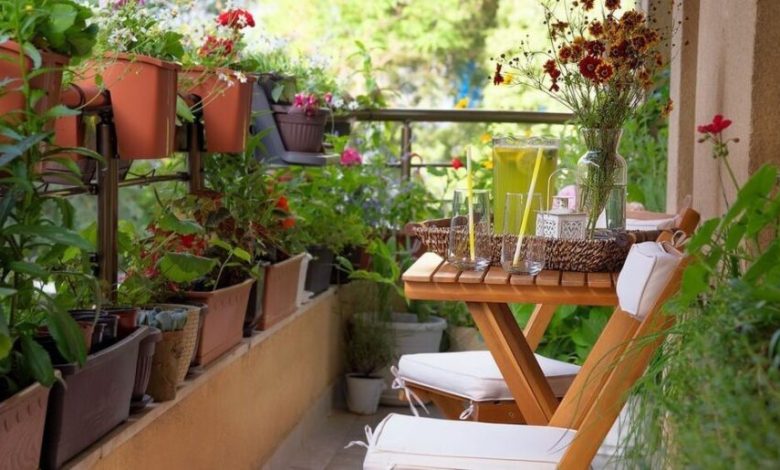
[{"left": 410, "top": 218, "right": 664, "bottom": 273}]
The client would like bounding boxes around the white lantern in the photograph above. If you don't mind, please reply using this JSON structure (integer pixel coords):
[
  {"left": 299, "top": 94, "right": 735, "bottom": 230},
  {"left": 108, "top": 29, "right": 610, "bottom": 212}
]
[{"left": 535, "top": 196, "right": 587, "bottom": 240}]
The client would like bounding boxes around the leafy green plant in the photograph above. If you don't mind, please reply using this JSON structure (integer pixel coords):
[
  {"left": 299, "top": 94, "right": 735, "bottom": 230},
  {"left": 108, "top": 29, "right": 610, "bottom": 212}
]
[
  {"left": 346, "top": 312, "right": 395, "bottom": 377},
  {"left": 340, "top": 239, "right": 405, "bottom": 321},
  {"left": 624, "top": 118, "right": 780, "bottom": 467},
  {"left": 0, "top": 0, "right": 98, "bottom": 59}
]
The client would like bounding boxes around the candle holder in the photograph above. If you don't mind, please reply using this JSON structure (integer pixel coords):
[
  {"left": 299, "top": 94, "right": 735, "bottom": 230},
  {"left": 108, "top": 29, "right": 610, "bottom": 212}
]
[
  {"left": 536, "top": 196, "right": 588, "bottom": 240},
  {"left": 447, "top": 189, "right": 491, "bottom": 271}
]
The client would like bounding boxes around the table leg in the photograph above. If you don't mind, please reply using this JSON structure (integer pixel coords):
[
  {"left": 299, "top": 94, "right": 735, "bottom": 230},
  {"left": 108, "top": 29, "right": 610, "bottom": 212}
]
[
  {"left": 523, "top": 304, "right": 558, "bottom": 351},
  {"left": 466, "top": 302, "right": 558, "bottom": 425}
]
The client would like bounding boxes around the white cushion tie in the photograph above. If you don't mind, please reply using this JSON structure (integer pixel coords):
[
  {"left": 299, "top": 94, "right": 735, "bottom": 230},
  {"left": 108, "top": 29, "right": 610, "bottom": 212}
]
[{"left": 390, "top": 365, "right": 430, "bottom": 417}]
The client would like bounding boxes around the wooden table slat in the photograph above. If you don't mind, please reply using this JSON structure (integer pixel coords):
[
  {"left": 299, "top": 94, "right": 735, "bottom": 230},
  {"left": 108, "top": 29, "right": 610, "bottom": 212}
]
[
  {"left": 483, "top": 266, "right": 511, "bottom": 285},
  {"left": 432, "top": 262, "right": 462, "bottom": 283},
  {"left": 402, "top": 252, "right": 444, "bottom": 282},
  {"left": 536, "top": 270, "right": 562, "bottom": 287},
  {"left": 459, "top": 268, "right": 489, "bottom": 284},
  {"left": 510, "top": 273, "right": 536, "bottom": 285},
  {"left": 586, "top": 272, "right": 613, "bottom": 289},
  {"left": 561, "top": 271, "right": 586, "bottom": 287}
]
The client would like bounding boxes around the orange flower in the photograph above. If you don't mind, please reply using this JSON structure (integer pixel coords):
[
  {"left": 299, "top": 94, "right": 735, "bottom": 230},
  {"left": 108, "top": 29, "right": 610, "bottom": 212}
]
[
  {"left": 605, "top": 0, "right": 621, "bottom": 10},
  {"left": 281, "top": 217, "right": 296, "bottom": 230},
  {"left": 570, "top": 43, "right": 585, "bottom": 61},
  {"left": 581, "top": 0, "right": 595, "bottom": 10},
  {"left": 662, "top": 100, "right": 674, "bottom": 117},
  {"left": 594, "top": 62, "right": 614, "bottom": 83},
  {"left": 578, "top": 55, "right": 601, "bottom": 80},
  {"left": 586, "top": 40, "right": 606, "bottom": 57}
]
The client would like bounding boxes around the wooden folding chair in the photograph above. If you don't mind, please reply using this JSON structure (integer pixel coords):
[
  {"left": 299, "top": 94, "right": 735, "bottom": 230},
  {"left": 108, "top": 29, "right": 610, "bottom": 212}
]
[
  {"left": 395, "top": 208, "right": 700, "bottom": 424},
  {"left": 362, "top": 237, "right": 690, "bottom": 469}
]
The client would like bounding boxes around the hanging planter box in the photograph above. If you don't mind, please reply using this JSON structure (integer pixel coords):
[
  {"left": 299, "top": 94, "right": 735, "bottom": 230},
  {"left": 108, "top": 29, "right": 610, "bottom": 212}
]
[
  {"left": 78, "top": 53, "right": 180, "bottom": 159},
  {"left": 185, "top": 279, "right": 254, "bottom": 367},
  {"left": 273, "top": 106, "right": 327, "bottom": 152},
  {"left": 41, "top": 326, "right": 154, "bottom": 470},
  {"left": 0, "top": 380, "right": 53, "bottom": 470},
  {"left": 257, "top": 253, "right": 308, "bottom": 330},
  {"left": 305, "top": 246, "right": 335, "bottom": 296},
  {"left": 180, "top": 67, "right": 255, "bottom": 153},
  {"left": 0, "top": 41, "right": 68, "bottom": 126}
]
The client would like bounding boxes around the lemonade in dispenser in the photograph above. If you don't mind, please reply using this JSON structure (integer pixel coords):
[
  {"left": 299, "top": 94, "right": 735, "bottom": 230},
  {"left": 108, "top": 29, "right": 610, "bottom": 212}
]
[{"left": 492, "top": 137, "right": 559, "bottom": 232}]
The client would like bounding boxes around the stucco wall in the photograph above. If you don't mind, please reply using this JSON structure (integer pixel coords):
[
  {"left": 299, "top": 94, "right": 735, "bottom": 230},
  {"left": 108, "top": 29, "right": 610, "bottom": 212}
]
[
  {"left": 85, "top": 290, "right": 343, "bottom": 470},
  {"left": 668, "top": 0, "right": 780, "bottom": 219}
]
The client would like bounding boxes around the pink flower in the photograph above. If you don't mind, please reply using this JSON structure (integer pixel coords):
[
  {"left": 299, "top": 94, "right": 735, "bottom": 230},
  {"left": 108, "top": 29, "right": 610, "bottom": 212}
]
[
  {"left": 340, "top": 147, "right": 362, "bottom": 166},
  {"left": 324, "top": 92, "right": 333, "bottom": 104}
]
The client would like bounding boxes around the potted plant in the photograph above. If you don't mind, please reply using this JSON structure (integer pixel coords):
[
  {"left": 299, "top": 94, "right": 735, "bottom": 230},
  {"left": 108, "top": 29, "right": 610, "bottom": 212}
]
[
  {"left": 138, "top": 305, "right": 199, "bottom": 401},
  {"left": 345, "top": 313, "right": 394, "bottom": 415},
  {"left": 202, "top": 144, "right": 309, "bottom": 332},
  {"left": 283, "top": 153, "right": 370, "bottom": 295},
  {"left": 0, "top": 7, "right": 97, "bottom": 467},
  {"left": 435, "top": 301, "right": 486, "bottom": 352},
  {"left": 78, "top": 0, "right": 185, "bottom": 159},
  {"left": 179, "top": 7, "right": 256, "bottom": 153},
  {"left": 341, "top": 239, "right": 447, "bottom": 405}
]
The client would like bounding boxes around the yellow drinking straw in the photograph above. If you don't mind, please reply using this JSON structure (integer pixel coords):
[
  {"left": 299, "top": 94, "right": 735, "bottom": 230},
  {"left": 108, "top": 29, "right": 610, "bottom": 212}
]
[
  {"left": 512, "top": 146, "right": 544, "bottom": 265},
  {"left": 466, "top": 146, "right": 475, "bottom": 262}
]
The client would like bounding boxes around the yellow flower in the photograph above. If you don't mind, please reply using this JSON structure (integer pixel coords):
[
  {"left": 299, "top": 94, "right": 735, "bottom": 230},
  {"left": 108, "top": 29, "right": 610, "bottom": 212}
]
[
  {"left": 454, "top": 97, "right": 469, "bottom": 109},
  {"left": 479, "top": 133, "right": 492, "bottom": 144},
  {"left": 25, "top": 4, "right": 33, "bottom": 11},
  {"left": 482, "top": 159, "right": 494, "bottom": 170},
  {"left": 502, "top": 72, "right": 514, "bottom": 84}
]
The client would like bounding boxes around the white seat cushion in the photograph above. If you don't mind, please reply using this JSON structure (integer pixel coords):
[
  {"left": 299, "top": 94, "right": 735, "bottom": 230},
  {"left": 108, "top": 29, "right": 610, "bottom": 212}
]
[
  {"left": 398, "top": 351, "right": 580, "bottom": 400},
  {"left": 363, "top": 413, "right": 626, "bottom": 470},
  {"left": 362, "top": 414, "right": 575, "bottom": 469}
]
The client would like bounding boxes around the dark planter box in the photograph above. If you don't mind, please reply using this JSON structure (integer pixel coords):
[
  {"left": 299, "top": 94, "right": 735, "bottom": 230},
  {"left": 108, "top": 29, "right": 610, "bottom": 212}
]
[
  {"left": 305, "top": 246, "right": 334, "bottom": 296},
  {"left": 41, "top": 326, "right": 154, "bottom": 469},
  {"left": 243, "top": 263, "right": 268, "bottom": 337}
]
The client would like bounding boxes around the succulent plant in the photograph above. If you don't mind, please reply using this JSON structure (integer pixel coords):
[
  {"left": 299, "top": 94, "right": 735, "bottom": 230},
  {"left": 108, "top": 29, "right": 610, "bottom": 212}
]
[{"left": 138, "top": 306, "right": 189, "bottom": 332}]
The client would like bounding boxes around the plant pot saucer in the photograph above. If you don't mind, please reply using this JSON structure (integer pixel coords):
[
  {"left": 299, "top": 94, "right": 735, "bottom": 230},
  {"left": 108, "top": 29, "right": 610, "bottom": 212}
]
[{"left": 130, "top": 394, "right": 153, "bottom": 413}]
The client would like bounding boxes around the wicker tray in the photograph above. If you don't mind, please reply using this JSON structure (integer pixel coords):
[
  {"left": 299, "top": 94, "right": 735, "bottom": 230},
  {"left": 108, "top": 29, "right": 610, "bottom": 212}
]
[{"left": 410, "top": 218, "right": 664, "bottom": 273}]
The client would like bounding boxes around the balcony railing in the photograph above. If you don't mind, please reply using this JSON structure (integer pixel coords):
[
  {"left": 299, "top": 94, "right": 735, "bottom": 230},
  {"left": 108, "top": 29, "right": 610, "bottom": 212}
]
[{"left": 336, "top": 108, "right": 574, "bottom": 180}]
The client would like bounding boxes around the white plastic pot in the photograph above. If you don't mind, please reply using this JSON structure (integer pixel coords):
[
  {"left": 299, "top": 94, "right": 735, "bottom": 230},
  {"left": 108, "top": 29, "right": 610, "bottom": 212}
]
[
  {"left": 447, "top": 326, "right": 487, "bottom": 352},
  {"left": 346, "top": 373, "right": 386, "bottom": 415},
  {"left": 380, "top": 313, "right": 447, "bottom": 405}
]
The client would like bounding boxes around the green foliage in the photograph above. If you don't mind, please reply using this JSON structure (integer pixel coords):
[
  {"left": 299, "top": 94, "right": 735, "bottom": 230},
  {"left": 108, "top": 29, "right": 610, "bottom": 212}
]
[
  {"left": 624, "top": 163, "right": 780, "bottom": 467},
  {"left": 0, "top": 0, "right": 98, "bottom": 59},
  {"left": 510, "top": 303, "right": 611, "bottom": 364},
  {"left": 340, "top": 239, "right": 405, "bottom": 321},
  {"left": 345, "top": 312, "right": 395, "bottom": 377}
]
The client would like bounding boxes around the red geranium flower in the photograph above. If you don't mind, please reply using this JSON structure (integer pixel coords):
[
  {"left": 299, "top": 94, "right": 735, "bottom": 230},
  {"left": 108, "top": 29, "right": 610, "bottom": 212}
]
[
  {"left": 217, "top": 9, "right": 255, "bottom": 29},
  {"left": 451, "top": 157, "right": 464, "bottom": 170},
  {"left": 493, "top": 63, "right": 504, "bottom": 85},
  {"left": 276, "top": 196, "right": 290, "bottom": 212},
  {"left": 697, "top": 114, "right": 732, "bottom": 134},
  {"left": 200, "top": 35, "right": 234, "bottom": 56},
  {"left": 281, "top": 217, "right": 296, "bottom": 230}
]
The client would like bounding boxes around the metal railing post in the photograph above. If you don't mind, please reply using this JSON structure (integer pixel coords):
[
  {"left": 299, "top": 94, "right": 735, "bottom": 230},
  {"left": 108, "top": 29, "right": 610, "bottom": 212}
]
[
  {"left": 96, "top": 108, "right": 118, "bottom": 301},
  {"left": 400, "top": 120, "right": 412, "bottom": 181}
]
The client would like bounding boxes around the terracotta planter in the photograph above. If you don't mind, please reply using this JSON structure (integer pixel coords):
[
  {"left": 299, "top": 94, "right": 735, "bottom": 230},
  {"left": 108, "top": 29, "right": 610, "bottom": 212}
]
[
  {"left": 0, "top": 381, "right": 52, "bottom": 470},
  {"left": 0, "top": 41, "right": 68, "bottom": 125},
  {"left": 257, "top": 253, "right": 308, "bottom": 330},
  {"left": 130, "top": 328, "right": 162, "bottom": 413},
  {"left": 181, "top": 67, "right": 255, "bottom": 153},
  {"left": 186, "top": 279, "right": 254, "bottom": 366},
  {"left": 78, "top": 53, "right": 180, "bottom": 159},
  {"left": 42, "top": 327, "right": 153, "bottom": 470},
  {"left": 273, "top": 106, "right": 327, "bottom": 152},
  {"left": 305, "top": 246, "right": 335, "bottom": 296}
]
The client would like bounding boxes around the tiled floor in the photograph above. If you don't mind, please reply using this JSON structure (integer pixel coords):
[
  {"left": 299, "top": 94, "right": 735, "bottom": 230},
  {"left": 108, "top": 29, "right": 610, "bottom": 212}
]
[{"left": 284, "top": 405, "right": 435, "bottom": 470}]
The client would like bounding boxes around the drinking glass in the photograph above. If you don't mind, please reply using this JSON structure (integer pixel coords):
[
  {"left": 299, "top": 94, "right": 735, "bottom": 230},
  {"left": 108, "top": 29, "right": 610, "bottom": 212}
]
[
  {"left": 448, "top": 189, "right": 491, "bottom": 271},
  {"left": 500, "top": 192, "right": 546, "bottom": 275}
]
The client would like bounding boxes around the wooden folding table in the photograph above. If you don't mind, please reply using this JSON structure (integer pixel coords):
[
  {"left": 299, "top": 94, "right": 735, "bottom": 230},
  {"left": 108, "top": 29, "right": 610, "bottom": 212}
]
[{"left": 402, "top": 253, "right": 619, "bottom": 426}]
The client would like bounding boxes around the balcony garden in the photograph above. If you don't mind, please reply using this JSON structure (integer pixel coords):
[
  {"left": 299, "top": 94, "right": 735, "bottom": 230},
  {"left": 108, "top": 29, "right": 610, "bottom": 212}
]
[{"left": 0, "top": 0, "right": 778, "bottom": 469}]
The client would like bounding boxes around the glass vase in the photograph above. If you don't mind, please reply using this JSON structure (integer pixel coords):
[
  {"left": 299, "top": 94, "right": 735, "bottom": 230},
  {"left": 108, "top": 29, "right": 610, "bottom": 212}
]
[{"left": 575, "top": 128, "right": 627, "bottom": 238}]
